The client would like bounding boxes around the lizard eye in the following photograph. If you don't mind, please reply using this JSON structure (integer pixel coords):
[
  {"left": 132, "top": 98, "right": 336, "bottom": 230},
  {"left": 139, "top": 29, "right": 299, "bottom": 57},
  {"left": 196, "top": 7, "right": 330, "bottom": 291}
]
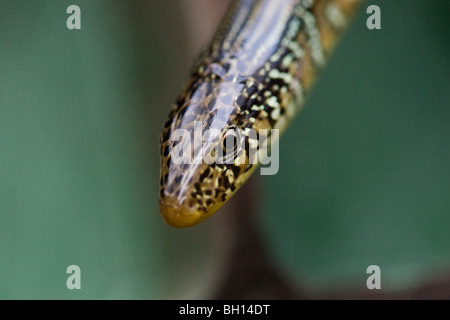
[
  {"left": 218, "top": 126, "right": 242, "bottom": 164},
  {"left": 222, "top": 129, "right": 239, "bottom": 152}
]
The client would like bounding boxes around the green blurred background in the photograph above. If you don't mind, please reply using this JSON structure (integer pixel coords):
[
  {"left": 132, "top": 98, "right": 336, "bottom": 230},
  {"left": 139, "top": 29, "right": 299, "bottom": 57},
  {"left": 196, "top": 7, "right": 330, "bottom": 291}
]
[{"left": 0, "top": 0, "right": 448, "bottom": 299}]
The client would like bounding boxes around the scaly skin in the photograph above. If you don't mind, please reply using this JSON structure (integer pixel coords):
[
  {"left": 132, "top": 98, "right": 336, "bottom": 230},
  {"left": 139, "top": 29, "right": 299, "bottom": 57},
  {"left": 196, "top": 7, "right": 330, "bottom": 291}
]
[{"left": 159, "top": 0, "right": 363, "bottom": 228}]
